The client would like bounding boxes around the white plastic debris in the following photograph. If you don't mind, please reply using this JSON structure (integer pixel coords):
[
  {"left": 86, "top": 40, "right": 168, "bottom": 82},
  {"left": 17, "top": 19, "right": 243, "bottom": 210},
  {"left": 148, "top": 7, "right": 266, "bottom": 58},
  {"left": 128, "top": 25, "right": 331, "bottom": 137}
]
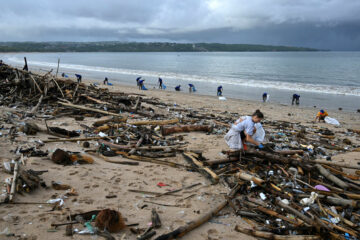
[
  {"left": 218, "top": 96, "right": 227, "bottom": 101},
  {"left": 259, "top": 192, "right": 267, "bottom": 200},
  {"left": 300, "top": 192, "right": 318, "bottom": 206},
  {"left": 280, "top": 199, "right": 290, "bottom": 205},
  {"left": 47, "top": 198, "right": 64, "bottom": 206},
  {"left": 98, "top": 132, "right": 108, "bottom": 137}
]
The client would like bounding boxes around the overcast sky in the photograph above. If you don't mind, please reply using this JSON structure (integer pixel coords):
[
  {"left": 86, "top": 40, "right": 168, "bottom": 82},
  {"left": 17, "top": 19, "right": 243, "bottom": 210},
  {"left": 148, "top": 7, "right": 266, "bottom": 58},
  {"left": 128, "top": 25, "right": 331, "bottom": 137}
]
[{"left": 1, "top": 0, "right": 360, "bottom": 50}]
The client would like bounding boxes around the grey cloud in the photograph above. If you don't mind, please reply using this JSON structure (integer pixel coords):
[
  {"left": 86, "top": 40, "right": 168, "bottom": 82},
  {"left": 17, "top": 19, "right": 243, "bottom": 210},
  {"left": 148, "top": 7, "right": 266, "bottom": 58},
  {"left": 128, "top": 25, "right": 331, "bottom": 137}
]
[{"left": 0, "top": 0, "right": 360, "bottom": 50}]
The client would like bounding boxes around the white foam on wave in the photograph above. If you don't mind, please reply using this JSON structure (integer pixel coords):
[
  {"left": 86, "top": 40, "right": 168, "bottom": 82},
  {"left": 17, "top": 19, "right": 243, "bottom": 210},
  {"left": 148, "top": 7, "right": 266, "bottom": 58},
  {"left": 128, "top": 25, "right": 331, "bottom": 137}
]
[{"left": 5, "top": 56, "right": 360, "bottom": 97}]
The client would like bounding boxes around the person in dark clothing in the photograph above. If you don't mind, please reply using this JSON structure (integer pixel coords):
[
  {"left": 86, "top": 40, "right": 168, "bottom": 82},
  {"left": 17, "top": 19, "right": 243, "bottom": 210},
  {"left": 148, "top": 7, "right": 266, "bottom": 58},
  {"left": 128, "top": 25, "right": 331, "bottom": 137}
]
[
  {"left": 217, "top": 86, "right": 223, "bottom": 96},
  {"left": 158, "top": 78, "right": 163, "bottom": 89},
  {"left": 262, "top": 92, "right": 268, "bottom": 102},
  {"left": 136, "top": 77, "right": 142, "bottom": 86},
  {"left": 175, "top": 85, "right": 181, "bottom": 91},
  {"left": 103, "top": 77, "right": 109, "bottom": 85},
  {"left": 188, "top": 83, "right": 195, "bottom": 93},
  {"left": 0, "top": 60, "right": 3, "bottom": 66},
  {"left": 292, "top": 94, "right": 300, "bottom": 105},
  {"left": 75, "top": 74, "right": 82, "bottom": 83},
  {"left": 139, "top": 79, "right": 145, "bottom": 90}
]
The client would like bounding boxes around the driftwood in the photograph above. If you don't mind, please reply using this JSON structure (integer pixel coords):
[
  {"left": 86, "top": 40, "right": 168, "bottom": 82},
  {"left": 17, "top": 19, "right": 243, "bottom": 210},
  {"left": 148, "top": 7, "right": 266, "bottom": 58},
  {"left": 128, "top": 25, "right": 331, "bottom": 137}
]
[
  {"left": 88, "top": 152, "right": 139, "bottom": 166},
  {"left": 117, "top": 152, "right": 190, "bottom": 169},
  {"left": 43, "top": 136, "right": 118, "bottom": 143},
  {"left": 93, "top": 116, "right": 127, "bottom": 127},
  {"left": 183, "top": 152, "right": 219, "bottom": 184},
  {"left": 99, "top": 140, "right": 183, "bottom": 152},
  {"left": 276, "top": 199, "right": 314, "bottom": 226},
  {"left": 128, "top": 136, "right": 144, "bottom": 155},
  {"left": 275, "top": 150, "right": 304, "bottom": 155},
  {"left": 234, "top": 225, "right": 320, "bottom": 240},
  {"left": 154, "top": 199, "right": 227, "bottom": 240},
  {"left": 161, "top": 125, "right": 212, "bottom": 136},
  {"left": 30, "top": 94, "right": 44, "bottom": 114},
  {"left": 315, "top": 164, "right": 349, "bottom": 189},
  {"left": 128, "top": 118, "right": 179, "bottom": 126},
  {"left": 9, "top": 162, "right": 19, "bottom": 202},
  {"left": 59, "top": 101, "right": 126, "bottom": 118},
  {"left": 151, "top": 208, "right": 162, "bottom": 228},
  {"left": 235, "top": 170, "right": 264, "bottom": 185},
  {"left": 310, "top": 159, "right": 360, "bottom": 170}
]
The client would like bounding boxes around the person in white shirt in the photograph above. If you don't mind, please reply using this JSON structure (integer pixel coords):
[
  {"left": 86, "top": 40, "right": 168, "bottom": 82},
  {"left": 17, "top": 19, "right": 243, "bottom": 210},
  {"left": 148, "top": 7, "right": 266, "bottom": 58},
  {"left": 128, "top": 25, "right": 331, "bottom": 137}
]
[{"left": 225, "top": 109, "right": 264, "bottom": 151}]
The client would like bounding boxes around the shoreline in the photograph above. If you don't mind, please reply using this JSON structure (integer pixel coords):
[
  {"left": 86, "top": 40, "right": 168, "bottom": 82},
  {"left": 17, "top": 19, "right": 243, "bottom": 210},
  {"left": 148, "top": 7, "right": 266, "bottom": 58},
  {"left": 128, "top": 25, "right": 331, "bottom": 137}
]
[
  {"left": 82, "top": 77, "right": 360, "bottom": 130},
  {"left": 2, "top": 51, "right": 360, "bottom": 112}
]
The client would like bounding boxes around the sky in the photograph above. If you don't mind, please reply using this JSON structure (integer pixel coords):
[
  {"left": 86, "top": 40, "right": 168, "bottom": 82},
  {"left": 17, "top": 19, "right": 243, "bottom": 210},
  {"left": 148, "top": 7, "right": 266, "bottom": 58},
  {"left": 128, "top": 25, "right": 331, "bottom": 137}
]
[{"left": 1, "top": 0, "right": 360, "bottom": 50}]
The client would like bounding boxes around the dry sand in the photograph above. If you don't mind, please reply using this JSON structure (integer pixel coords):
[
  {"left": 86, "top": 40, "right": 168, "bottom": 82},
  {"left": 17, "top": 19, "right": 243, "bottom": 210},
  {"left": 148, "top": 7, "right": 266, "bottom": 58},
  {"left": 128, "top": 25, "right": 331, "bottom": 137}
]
[{"left": 0, "top": 79, "right": 359, "bottom": 240}]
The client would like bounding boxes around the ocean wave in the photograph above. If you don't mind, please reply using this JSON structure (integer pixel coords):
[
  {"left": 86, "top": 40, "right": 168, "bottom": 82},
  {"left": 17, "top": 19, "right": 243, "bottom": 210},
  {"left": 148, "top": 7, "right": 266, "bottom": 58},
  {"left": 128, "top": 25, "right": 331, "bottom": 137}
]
[{"left": 5, "top": 56, "right": 360, "bottom": 97}]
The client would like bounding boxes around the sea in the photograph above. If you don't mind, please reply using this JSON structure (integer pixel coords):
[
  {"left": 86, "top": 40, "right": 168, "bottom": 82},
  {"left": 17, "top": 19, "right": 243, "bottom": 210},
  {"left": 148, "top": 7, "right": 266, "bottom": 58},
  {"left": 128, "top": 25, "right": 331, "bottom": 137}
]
[{"left": 1, "top": 51, "right": 360, "bottom": 111}]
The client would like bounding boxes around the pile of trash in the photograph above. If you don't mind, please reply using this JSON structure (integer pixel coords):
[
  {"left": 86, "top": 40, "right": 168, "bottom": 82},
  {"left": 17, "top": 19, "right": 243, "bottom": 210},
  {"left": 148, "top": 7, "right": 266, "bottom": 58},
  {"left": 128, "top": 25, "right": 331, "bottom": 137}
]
[{"left": 1, "top": 62, "right": 360, "bottom": 239}]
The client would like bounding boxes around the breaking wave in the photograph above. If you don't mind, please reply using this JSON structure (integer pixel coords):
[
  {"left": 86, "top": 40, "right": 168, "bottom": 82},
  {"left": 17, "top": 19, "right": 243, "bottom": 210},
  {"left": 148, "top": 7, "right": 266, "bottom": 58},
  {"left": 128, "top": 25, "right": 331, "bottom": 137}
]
[{"left": 5, "top": 55, "right": 360, "bottom": 97}]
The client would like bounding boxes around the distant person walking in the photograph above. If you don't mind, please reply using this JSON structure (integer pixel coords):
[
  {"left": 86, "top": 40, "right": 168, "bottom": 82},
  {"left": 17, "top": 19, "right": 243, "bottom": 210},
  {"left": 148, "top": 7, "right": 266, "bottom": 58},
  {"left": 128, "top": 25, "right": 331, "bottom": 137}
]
[
  {"left": 217, "top": 86, "right": 223, "bottom": 96},
  {"left": 139, "top": 79, "right": 145, "bottom": 90},
  {"left": 262, "top": 93, "right": 269, "bottom": 102},
  {"left": 292, "top": 94, "right": 300, "bottom": 105},
  {"left": 0, "top": 60, "right": 3, "bottom": 66},
  {"left": 103, "top": 77, "right": 108, "bottom": 85},
  {"left": 75, "top": 74, "right": 82, "bottom": 83},
  {"left": 158, "top": 77, "right": 163, "bottom": 89},
  {"left": 136, "top": 76, "right": 142, "bottom": 86},
  {"left": 175, "top": 85, "right": 181, "bottom": 91}
]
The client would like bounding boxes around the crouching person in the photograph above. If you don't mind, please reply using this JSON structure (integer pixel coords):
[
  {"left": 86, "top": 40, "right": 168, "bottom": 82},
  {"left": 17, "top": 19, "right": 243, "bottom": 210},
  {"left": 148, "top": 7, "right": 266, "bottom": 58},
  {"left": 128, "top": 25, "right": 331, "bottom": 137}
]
[{"left": 224, "top": 109, "right": 264, "bottom": 160}]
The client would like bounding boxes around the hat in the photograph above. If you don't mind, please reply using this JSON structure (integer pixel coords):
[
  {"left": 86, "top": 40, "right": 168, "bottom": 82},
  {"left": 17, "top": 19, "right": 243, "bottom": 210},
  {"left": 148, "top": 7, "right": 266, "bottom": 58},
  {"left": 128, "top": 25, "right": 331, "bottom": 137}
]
[{"left": 320, "top": 109, "right": 324, "bottom": 113}]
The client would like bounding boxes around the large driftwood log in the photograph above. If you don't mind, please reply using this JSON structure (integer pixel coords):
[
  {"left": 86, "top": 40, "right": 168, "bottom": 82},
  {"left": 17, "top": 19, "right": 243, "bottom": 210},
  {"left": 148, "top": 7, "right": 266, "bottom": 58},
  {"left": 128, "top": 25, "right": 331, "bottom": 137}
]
[
  {"left": 117, "top": 152, "right": 190, "bottom": 169},
  {"left": 154, "top": 199, "right": 228, "bottom": 240},
  {"left": 93, "top": 116, "right": 127, "bottom": 127},
  {"left": 58, "top": 102, "right": 126, "bottom": 118},
  {"left": 183, "top": 152, "right": 219, "bottom": 184},
  {"left": 310, "top": 160, "right": 360, "bottom": 170},
  {"left": 234, "top": 225, "right": 320, "bottom": 240},
  {"left": 161, "top": 125, "right": 212, "bottom": 136},
  {"left": 128, "top": 118, "right": 179, "bottom": 126},
  {"left": 315, "top": 164, "right": 349, "bottom": 189}
]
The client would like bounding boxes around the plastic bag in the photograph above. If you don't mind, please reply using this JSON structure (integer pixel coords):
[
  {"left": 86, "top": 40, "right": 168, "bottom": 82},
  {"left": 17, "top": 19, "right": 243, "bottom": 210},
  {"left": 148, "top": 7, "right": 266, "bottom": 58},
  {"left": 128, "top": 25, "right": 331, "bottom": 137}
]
[{"left": 325, "top": 116, "right": 340, "bottom": 126}]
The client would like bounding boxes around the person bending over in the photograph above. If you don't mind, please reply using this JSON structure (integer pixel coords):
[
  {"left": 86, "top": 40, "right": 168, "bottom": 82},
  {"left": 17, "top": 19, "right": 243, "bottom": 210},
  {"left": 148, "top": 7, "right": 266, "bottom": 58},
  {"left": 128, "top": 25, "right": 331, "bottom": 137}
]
[
  {"left": 315, "top": 109, "right": 328, "bottom": 122},
  {"left": 217, "top": 86, "right": 223, "bottom": 96},
  {"left": 188, "top": 84, "right": 195, "bottom": 93},
  {"left": 139, "top": 79, "right": 145, "bottom": 90},
  {"left": 225, "top": 109, "right": 264, "bottom": 151},
  {"left": 292, "top": 94, "right": 300, "bottom": 105},
  {"left": 75, "top": 74, "right": 82, "bottom": 83}
]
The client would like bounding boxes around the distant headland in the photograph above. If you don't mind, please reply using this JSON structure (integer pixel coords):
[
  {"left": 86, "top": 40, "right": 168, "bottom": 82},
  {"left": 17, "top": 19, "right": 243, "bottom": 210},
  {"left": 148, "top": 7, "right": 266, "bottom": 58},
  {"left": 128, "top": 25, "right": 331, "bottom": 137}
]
[{"left": 0, "top": 42, "right": 320, "bottom": 52}]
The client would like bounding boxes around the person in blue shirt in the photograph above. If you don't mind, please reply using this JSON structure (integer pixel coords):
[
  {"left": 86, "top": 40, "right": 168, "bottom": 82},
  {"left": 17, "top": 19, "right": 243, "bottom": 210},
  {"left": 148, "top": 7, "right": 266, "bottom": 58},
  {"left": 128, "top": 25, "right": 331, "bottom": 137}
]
[
  {"left": 139, "top": 79, "right": 145, "bottom": 90},
  {"left": 292, "top": 94, "right": 300, "bottom": 105},
  {"left": 262, "top": 93, "right": 268, "bottom": 102},
  {"left": 75, "top": 74, "right": 82, "bottom": 83},
  {"left": 136, "top": 77, "right": 142, "bottom": 86},
  {"left": 188, "top": 84, "right": 195, "bottom": 93},
  {"left": 217, "top": 86, "right": 223, "bottom": 96},
  {"left": 175, "top": 85, "right": 181, "bottom": 91},
  {"left": 158, "top": 78, "right": 163, "bottom": 89},
  {"left": 103, "top": 77, "right": 108, "bottom": 85}
]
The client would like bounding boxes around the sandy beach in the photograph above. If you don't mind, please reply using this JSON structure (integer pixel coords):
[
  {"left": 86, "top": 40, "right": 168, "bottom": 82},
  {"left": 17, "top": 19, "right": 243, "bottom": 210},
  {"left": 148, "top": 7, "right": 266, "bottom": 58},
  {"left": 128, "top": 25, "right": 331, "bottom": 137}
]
[{"left": 1, "top": 76, "right": 360, "bottom": 240}]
